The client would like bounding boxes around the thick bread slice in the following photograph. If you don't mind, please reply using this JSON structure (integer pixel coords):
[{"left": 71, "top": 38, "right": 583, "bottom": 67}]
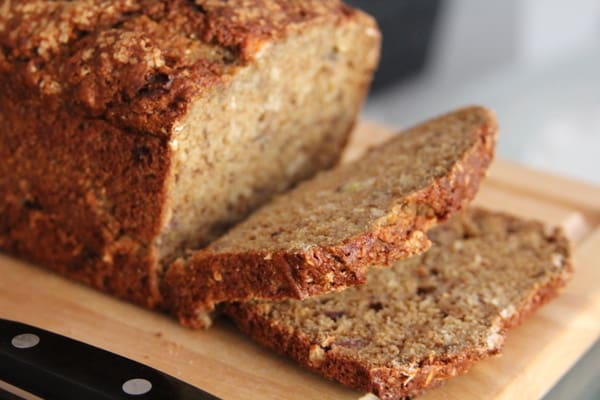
[
  {"left": 164, "top": 106, "right": 497, "bottom": 327},
  {"left": 224, "top": 208, "right": 573, "bottom": 399}
]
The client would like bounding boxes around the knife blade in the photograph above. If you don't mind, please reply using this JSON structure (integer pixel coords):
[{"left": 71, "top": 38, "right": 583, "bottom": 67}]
[{"left": 0, "top": 318, "right": 221, "bottom": 400}]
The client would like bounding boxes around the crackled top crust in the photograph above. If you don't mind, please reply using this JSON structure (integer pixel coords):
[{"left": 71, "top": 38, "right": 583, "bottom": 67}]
[{"left": 0, "top": 0, "right": 360, "bottom": 136}]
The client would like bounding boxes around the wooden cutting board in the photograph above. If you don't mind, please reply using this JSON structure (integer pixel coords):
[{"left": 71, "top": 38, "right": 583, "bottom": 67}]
[{"left": 1, "top": 122, "right": 599, "bottom": 399}]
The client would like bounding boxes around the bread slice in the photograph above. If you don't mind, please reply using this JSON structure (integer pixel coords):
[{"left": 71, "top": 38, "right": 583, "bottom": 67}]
[
  {"left": 0, "top": 1, "right": 379, "bottom": 308},
  {"left": 164, "top": 106, "right": 497, "bottom": 327},
  {"left": 224, "top": 208, "right": 573, "bottom": 399}
]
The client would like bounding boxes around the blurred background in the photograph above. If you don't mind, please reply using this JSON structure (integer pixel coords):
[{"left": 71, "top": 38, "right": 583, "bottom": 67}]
[
  {"left": 348, "top": 0, "right": 600, "bottom": 185},
  {"left": 347, "top": 1, "right": 599, "bottom": 399}
]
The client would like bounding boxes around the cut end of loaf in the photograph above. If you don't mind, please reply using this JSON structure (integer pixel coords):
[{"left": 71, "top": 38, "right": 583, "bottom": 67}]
[
  {"left": 0, "top": 2, "right": 380, "bottom": 312},
  {"left": 164, "top": 106, "right": 498, "bottom": 328},
  {"left": 224, "top": 208, "right": 573, "bottom": 399},
  {"left": 153, "top": 11, "right": 381, "bottom": 265}
]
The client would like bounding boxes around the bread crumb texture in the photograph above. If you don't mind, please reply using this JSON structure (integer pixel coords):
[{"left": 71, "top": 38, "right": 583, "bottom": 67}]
[
  {"left": 164, "top": 106, "right": 497, "bottom": 328},
  {"left": 208, "top": 107, "right": 496, "bottom": 252},
  {"left": 225, "top": 208, "right": 573, "bottom": 399}
]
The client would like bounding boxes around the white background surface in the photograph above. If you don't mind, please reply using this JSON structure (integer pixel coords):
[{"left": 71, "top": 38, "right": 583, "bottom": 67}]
[{"left": 364, "top": 0, "right": 600, "bottom": 185}]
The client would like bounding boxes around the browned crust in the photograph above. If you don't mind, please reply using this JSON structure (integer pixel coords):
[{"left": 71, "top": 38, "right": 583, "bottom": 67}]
[
  {"left": 0, "top": 0, "right": 362, "bottom": 138},
  {"left": 223, "top": 233, "right": 573, "bottom": 399},
  {"left": 164, "top": 107, "right": 497, "bottom": 327},
  {"left": 0, "top": 103, "right": 170, "bottom": 308},
  {"left": 0, "top": 1, "right": 372, "bottom": 310}
]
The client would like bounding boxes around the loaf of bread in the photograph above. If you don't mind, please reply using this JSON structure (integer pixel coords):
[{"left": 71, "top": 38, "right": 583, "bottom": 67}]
[
  {"left": 225, "top": 208, "right": 573, "bottom": 399},
  {"left": 165, "top": 106, "right": 497, "bottom": 327},
  {"left": 0, "top": 1, "right": 380, "bottom": 308}
]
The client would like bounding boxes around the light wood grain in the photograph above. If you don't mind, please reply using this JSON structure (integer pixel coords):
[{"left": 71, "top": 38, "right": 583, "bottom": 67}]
[
  {"left": 1, "top": 123, "right": 599, "bottom": 400},
  {"left": 0, "top": 380, "right": 43, "bottom": 400}
]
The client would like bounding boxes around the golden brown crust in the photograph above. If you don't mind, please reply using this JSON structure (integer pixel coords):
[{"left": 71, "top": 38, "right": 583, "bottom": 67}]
[
  {"left": 0, "top": 109, "right": 169, "bottom": 307},
  {"left": 223, "top": 209, "right": 573, "bottom": 399},
  {"left": 164, "top": 107, "right": 497, "bottom": 327},
  {"left": 0, "top": 0, "right": 358, "bottom": 137},
  {"left": 0, "top": 0, "right": 369, "bottom": 309}
]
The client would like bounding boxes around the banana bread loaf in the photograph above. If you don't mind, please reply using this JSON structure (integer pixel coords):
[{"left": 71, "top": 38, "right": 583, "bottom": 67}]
[
  {"left": 0, "top": 1, "right": 380, "bottom": 308},
  {"left": 224, "top": 208, "right": 573, "bottom": 399},
  {"left": 165, "top": 106, "right": 497, "bottom": 327}
]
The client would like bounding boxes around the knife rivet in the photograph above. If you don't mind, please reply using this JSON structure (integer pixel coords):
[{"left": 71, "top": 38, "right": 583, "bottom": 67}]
[
  {"left": 11, "top": 333, "right": 40, "bottom": 349},
  {"left": 122, "top": 378, "right": 152, "bottom": 395}
]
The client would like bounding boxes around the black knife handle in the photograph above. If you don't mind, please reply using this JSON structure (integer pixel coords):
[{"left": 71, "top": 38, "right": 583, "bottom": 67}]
[{"left": 0, "top": 319, "right": 220, "bottom": 400}]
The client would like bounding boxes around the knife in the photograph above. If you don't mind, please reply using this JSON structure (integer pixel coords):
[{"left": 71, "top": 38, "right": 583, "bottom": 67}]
[{"left": 0, "top": 318, "right": 221, "bottom": 400}]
